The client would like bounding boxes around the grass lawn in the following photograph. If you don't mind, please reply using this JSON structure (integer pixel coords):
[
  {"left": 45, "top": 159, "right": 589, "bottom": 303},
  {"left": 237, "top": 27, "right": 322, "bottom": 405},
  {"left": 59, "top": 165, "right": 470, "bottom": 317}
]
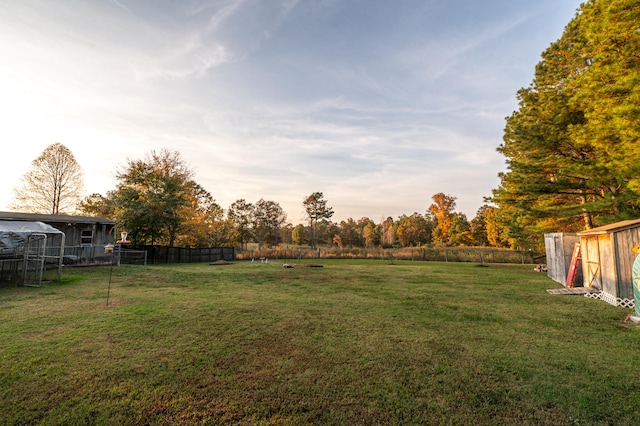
[{"left": 1, "top": 260, "right": 639, "bottom": 425}]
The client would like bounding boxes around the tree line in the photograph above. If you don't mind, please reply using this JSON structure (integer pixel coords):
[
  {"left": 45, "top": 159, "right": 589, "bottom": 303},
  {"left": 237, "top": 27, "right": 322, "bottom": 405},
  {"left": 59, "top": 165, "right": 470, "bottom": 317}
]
[
  {"left": 106, "top": 151, "right": 502, "bottom": 249},
  {"left": 11, "top": 145, "right": 501, "bottom": 250},
  {"left": 11, "top": 0, "right": 637, "bottom": 251}
]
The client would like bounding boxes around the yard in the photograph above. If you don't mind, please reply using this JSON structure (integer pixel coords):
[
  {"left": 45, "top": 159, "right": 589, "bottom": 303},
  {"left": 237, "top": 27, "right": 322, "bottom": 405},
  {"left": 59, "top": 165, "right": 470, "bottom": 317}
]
[{"left": 1, "top": 260, "right": 638, "bottom": 425}]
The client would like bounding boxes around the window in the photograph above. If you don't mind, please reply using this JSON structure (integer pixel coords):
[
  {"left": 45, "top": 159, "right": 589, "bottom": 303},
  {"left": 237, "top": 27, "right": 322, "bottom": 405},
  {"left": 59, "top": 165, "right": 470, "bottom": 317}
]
[{"left": 81, "top": 230, "right": 93, "bottom": 246}]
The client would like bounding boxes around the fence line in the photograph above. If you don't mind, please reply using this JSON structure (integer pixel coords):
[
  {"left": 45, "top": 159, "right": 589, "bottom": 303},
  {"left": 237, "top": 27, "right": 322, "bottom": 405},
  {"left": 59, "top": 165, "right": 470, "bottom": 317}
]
[
  {"left": 141, "top": 246, "right": 236, "bottom": 264},
  {"left": 237, "top": 246, "right": 546, "bottom": 265},
  {"left": 44, "top": 245, "right": 235, "bottom": 266},
  {"left": 50, "top": 244, "right": 543, "bottom": 266}
]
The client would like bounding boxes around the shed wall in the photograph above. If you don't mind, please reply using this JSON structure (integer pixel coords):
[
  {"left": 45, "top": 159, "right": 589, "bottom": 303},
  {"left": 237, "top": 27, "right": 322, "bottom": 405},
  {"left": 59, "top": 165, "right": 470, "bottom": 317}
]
[
  {"left": 49, "top": 222, "right": 113, "bottom": 247},
  {"left": 544, "top": 233, "right": 581, "bottom": 286},
  {"left": 579, "top": 226, "right": 640, "bottom": 300},
  {"left": 612, "top": 227, "right": 640, "bottom": 300}
]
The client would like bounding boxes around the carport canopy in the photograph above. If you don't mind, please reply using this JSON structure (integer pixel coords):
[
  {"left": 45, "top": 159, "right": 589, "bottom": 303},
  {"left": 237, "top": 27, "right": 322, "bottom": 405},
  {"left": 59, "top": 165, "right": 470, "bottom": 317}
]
[{"left": 0, "top": 220, "right": 63, "bottom": 251}]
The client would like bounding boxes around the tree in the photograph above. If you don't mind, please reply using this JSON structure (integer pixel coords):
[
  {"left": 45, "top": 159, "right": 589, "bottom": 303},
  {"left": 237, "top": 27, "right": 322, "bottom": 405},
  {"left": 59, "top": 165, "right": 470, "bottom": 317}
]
[
  {"left": 380, "top": 217, "right": 396, "bottom": 248},
  {"left": 567, "top": 0, "right": 640, "bottom": 218},
  {"left": 279, "top": 223, "right": 294, "bottom": 245},
  {"left": 429, "top": 193, "right": 456, "bottom": 245},
  {"left": 484, "top": 206, "right": 508, "bottom": 248},
  {"left": 362, "top": 220, "right": 379, "bottom": 248},
  {"left": 112, "top": 149, "right": 194, "bottom": 247},
  {"left": 228, "top": 199, "right": 254, "bottom": 250},
  {"left": 12, "top": 142, "right": 84, "bottom": 214},
  {"left": 175, "top": 182, "right": 225, "bottom": 247},
  {"left": 337, "top": 218, "right": 359, "bottom": 248},
  {"left": 490, "top": 0, "right": 640, "bottom": 247},
  {"left": 79, "top": 192, "right": 115, "bottom": 217},
  {"left": 447, "top": 213, "right": 472, "bottom": 246},
  {"left": 291, "top": 224, "right": 308, "bottom": 245},
  {"left": 396, "top": 213, "right": 430, "bottom": 247},
  {"left": 303, "top": 192, "right": 334, "bottom": 248},
  {"left": 317, "top": 221, "right": 339, "bottom": 247},
  {"left": 253, "top": 199, "right": 287, "bottom": 247},
  {"left": 490, "top": 15, "right": 597, "bottom": 245},
  {"left": 469, "top": 205, "right": 491, "bottom": 246},
  {"left": 78, "top": 150, "right": 224, "bottom": 248}
]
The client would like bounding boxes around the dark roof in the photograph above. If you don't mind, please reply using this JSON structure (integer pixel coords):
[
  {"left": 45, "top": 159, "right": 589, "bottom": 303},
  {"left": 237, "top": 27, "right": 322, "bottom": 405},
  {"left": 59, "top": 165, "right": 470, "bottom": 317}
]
[
  {"left": 0, "top": 211, "right": 115, "bottom": 226},
  {"left": 577, "top": 218, "right": 640, "bottom": 236}
]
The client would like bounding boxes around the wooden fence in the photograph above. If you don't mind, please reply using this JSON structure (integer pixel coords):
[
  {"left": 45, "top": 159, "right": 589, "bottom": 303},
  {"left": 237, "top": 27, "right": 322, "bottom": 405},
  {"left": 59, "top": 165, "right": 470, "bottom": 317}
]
[{"left": 141, "top": 246, "right": 236, "bottom": 264}]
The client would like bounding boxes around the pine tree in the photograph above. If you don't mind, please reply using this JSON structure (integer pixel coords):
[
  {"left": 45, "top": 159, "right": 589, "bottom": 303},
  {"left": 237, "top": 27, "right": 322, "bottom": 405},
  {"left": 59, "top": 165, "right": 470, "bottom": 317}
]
[
  {"left": 303, "top": 192, "right": 334, "bottom": 248},
  {"left": 490, "top": 0, "right": 640, "bottom": 247}
]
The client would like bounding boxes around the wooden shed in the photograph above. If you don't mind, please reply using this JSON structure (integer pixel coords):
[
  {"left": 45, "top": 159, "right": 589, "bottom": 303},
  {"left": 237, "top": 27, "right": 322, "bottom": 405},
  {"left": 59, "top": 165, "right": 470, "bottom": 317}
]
[
  {"left": 577, "top": 219, "right": 640, "bottom": 305},
  {"left": 544, "top": 233, "right": 582, "bottom": 287}
]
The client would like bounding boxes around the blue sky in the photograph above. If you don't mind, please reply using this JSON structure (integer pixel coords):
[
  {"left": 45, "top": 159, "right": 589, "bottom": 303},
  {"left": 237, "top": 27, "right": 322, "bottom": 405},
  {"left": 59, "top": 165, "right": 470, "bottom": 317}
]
[{"left": 0, "top": 0, "right": 581, "bottom": 223}]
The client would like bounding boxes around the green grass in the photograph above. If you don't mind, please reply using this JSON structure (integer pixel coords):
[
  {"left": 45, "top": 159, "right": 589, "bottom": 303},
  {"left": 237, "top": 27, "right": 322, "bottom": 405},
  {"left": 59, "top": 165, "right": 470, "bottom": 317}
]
[{"left": 1, "top": 260, "right": 639, "bottom": 425}]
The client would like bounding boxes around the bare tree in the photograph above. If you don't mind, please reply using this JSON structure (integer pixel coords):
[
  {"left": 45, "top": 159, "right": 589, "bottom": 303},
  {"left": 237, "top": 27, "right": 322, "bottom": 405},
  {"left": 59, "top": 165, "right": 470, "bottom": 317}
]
[{"left": 12, "top": 143, "right": 84, "bottom": 214}]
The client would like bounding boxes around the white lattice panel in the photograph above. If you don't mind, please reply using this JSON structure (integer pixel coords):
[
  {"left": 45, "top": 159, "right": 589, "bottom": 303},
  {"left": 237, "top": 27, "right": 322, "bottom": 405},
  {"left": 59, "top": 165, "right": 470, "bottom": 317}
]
[{"left": 584, "top": 291, "right": 634, "bottom": 308}]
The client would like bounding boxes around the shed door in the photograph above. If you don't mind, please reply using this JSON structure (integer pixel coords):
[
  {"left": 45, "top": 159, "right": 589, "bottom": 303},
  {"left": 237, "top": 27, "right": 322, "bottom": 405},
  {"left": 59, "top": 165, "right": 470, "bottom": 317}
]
[
  {"left": 583, "top": 236, "right": 602, "bottom": 290},
  {"left": 597, "top": 234, "right": 619, "bottom": 296}
]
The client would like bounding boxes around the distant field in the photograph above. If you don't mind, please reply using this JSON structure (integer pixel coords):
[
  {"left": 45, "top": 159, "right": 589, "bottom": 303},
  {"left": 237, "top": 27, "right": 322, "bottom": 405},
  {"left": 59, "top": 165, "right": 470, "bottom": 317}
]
[{"left": 1, "top": 260, "right": 638, "bottom": 425}]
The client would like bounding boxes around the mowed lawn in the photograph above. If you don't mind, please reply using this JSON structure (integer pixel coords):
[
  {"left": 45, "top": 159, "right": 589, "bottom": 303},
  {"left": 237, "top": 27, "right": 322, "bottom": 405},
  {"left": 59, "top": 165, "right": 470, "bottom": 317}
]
[{"left": 1, "top": 260, "right": 639, "bottom": 425}]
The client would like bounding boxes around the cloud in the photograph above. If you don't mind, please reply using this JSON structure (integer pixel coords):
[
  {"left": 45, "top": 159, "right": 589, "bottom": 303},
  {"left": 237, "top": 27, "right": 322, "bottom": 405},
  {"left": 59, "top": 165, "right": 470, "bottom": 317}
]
[
  {"left": 109, "top": 0, "right": 131, "bottom": 13},
  {"left": 0, "top": 0, "right": 582, "bottom": 222}
]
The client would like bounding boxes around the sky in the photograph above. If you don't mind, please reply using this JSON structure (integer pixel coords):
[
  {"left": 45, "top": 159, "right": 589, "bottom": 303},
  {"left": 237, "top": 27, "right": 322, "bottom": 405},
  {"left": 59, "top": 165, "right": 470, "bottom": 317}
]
[{"left": 0, "top": 0, "right": 582, "bottom": 224}]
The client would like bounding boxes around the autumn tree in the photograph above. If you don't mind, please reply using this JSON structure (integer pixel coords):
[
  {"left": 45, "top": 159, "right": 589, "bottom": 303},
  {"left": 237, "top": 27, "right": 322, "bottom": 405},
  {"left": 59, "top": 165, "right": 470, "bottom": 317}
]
[
  {"left": 380, "top": 217, "right": 396, "bottom": 247},
  {"left": 175, "top": 182, "right": 225, "bottom": 247},
  {"left": 429, "top": 193, "right": 457, "bottom": 245},
  {"left": 292, "top": 224, "right": 308, "bottom": 245},
  {"left": 336, "top": 218, "right": 359, "bottom": 248},
  {"left": 361, "top": 219, "right": 379, "bottom": 248},
  {"left": 12, "top": 143, "right": 84, "bottom": 214},
  {"left": 303, "top": 192, "right": 334, "bottom": 248}
]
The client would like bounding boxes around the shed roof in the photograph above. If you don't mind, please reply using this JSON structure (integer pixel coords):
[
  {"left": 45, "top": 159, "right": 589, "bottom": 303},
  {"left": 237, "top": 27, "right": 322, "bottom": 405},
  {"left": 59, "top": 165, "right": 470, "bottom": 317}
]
[
  {"left": 0, "top": 211, "right": 114, "bottom": 226},
  {"left": 577, "top": 219, "right": 640, "bottom": 236}
]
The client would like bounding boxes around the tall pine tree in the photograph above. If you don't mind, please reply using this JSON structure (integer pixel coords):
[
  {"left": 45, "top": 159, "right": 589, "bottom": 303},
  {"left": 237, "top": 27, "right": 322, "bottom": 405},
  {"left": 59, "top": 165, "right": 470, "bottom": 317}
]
[{"left": 491, "top": 0, "right": 640, "bottom": 248}]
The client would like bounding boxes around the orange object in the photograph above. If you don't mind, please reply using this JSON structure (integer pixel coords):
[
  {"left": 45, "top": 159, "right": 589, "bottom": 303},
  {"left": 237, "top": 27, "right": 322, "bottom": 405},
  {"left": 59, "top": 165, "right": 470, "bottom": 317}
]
[{"left": 566, "top": 243, "right": 581, "bottom": 288}]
